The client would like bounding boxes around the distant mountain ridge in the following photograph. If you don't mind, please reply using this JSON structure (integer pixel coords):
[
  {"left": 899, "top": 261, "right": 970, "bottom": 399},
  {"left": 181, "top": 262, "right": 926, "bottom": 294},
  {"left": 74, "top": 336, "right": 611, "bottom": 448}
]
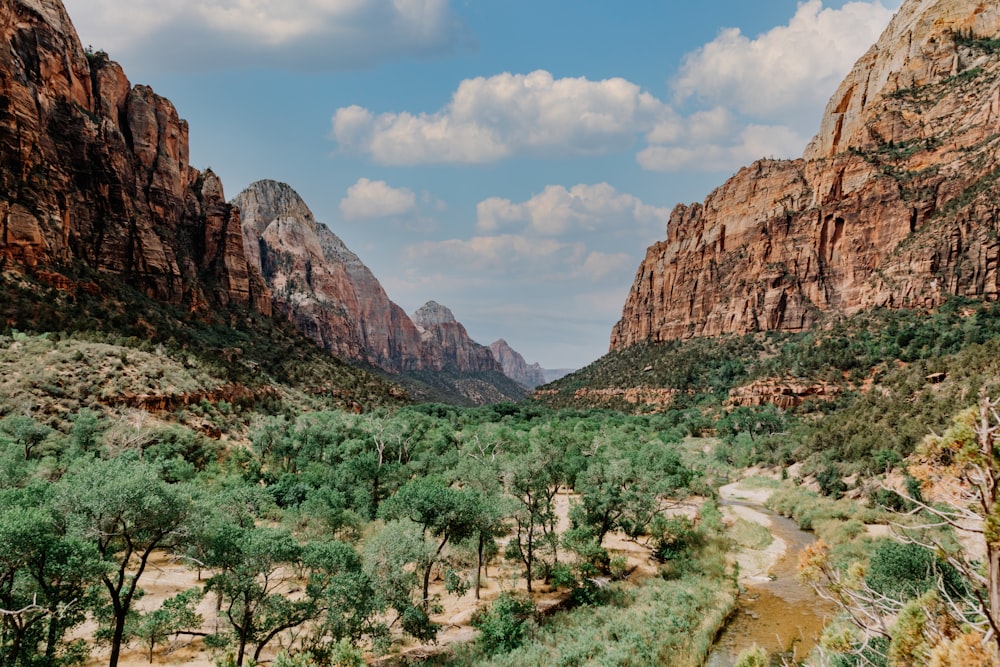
[
  {"left": 235, "top": 181, "right": 521, "bottom": 404},
  {"left": 612, "top": 0, "right": 1000, "bottom": 350},
  {"left": 490, "top": 339, "right": 546, "bottom": 388}
]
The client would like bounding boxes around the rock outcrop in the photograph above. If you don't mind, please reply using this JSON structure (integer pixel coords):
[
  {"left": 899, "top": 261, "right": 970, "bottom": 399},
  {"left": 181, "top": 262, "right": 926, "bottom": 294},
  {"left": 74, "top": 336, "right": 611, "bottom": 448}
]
[
  {"left": 413, "top": 301, "right": 502, "bottom": 373},
  {"left": 0, "top": 0, "right": 270, "bottom": 314},
  {"left": 490, "top": 339, "right": 546, "bottom": 388},
  {"left": 235, "top": 180, "right": 425, "bottom": 372},
  {"left": 612, "top": 0, "right": 1000, "bottom": 350}
]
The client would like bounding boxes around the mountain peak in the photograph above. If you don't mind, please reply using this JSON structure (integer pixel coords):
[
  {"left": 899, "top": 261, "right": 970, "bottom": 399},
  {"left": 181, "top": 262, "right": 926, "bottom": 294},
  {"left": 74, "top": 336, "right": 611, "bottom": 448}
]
[
  {"left": 413, "top": 301, "right": 457, "bottom": 327},
  {"left": 489, "top": 339, "right": 546, "bottom": 388}
]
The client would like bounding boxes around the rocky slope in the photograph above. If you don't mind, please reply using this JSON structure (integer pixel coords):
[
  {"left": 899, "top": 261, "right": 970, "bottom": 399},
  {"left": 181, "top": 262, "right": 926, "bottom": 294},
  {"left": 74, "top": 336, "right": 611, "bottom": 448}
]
[
  {"left": 413, "top": 301, "right": 502, "bottom": 373},
  {"left": 234, "top": 180, "right": 426, "bottom": 372},
  {"left": 612, "top": 0, "right": 1000, "bottom": 350},
  {"left": 236, "top": 182, "right": 510, "bottom": 380},
  {"left": 0, "top": 0, "right": 270, "bottom": 315},
  {"left": 490, "top": 339, "right": 546, "bottom": 388}
]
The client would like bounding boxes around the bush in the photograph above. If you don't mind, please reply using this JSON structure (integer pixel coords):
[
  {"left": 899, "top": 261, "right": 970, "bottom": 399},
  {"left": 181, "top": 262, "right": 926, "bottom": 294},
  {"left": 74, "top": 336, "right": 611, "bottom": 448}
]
[
  {"left": 735, "top": 645, "right": 768, "bottom": 667},
  {"left": 472, "top": 593, "right": 536, "bottom": 656},
  {"left": 865, "top": 541, "right": 966, "bottom": 602}
]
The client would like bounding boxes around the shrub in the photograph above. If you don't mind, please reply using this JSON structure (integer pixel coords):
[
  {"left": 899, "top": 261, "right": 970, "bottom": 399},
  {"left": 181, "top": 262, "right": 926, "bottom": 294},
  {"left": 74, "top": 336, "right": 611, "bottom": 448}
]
[
  {"left": 866, "top": 541, "right": 966, "bottom": 602},
  {"left": 472, "top": 593, "right": 536, "bottom": 656}
]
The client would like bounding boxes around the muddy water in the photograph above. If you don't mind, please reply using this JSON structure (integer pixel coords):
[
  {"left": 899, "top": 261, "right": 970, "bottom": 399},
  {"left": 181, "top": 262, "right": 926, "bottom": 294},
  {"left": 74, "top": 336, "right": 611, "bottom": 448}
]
[{"left": 705, "top": 501, "right": 835, "bottom": 666}]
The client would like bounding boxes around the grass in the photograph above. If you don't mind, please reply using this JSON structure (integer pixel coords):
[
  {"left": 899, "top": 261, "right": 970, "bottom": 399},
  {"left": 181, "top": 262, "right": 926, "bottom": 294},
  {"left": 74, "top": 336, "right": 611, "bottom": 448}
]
[
  {"left": 728, "top": 519, "right": 774, "bottom": 551},
  {"left": 438, "top": 573, "right": 736, "bottom": 667}
]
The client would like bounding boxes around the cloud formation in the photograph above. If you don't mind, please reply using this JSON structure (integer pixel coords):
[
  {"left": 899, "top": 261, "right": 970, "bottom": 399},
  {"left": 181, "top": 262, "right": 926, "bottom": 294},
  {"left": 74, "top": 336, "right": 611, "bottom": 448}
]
[
  {"left": 339, "top": 178, "right": 417, "bottom": 220},
  {"left": 333, "top": 70, "right": 669, "bottom": 165},
  {"left": 673, "top": 1, "right": 898, "bottom": 119},
  {"left": 332, "top": 1, "right": 897, "bottom": 173},
  {"left": 403, "top": 183, "right": 664, "bottom": 290},
  {"left": 476, "top": 183, "right": 669, "bottom": 237},
  {"left": 62, "top": 0, "right": 468, "bottom": 72}
]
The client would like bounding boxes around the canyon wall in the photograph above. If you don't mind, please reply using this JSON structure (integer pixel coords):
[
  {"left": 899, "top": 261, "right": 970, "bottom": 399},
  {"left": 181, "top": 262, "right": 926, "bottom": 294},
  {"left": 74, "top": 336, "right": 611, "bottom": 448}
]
[
  {"left": 612, "top": 0, "right": 1000, "bottom": 349},
  {"left": 0, "top": 0, "right": 270, "bottom": 314}
]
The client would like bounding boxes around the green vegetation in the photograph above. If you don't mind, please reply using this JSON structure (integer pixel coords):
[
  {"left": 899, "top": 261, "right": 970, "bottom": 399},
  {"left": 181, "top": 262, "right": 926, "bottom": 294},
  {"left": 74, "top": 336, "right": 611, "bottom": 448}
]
[{"left": 0, "top": 395, "right": 731, "bottom": 665}]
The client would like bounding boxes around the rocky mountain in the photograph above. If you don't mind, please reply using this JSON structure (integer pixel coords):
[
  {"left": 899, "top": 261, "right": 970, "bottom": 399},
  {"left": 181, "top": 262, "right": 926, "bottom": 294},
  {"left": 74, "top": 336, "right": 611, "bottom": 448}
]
[
  {"left": 490, "top": 339, "right": 546, "bottom": 388},
  {"left": 413, "top": 301, "right": 502, "bottom": 373},
  {"left": 0, "top": 0, "right": 270, "bottom": 315},
  {"left": 234, "top": 180, "right": 426, "bottom": 372},
  {"left": 612, "top": 0, "right": 1000, "bottom": 350},
  {"left": 236, "top": 182, "right": 521, "bottom": 403}
]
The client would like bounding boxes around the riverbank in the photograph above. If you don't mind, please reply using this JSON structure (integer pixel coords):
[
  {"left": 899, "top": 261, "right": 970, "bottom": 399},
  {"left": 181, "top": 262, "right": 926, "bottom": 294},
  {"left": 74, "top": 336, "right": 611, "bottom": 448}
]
[
  {"left": 719, "top": 480, "right": 787, "bottom": 585},
  {"left": 708, "top": 478, "right": 835, "bottom": 666}
]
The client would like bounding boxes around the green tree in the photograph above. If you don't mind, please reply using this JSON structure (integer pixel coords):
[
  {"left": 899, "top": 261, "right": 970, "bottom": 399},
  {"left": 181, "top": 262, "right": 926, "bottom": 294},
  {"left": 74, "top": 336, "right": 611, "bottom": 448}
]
[
  {"left": 0, "top": 415, "right": 53, "bottom": 460},
  {"left": 501, "top": 445, "right": 563, "bottom": 593},
  {"left": 0, "top": 500, "right": 103, "bottom": 666},
  {"left": 54, "top": 457, "right": 191, "bottom": 667},
  {"left": 471, "top": 593, "right": 536, "bottom": 656},
  {"left": 132, "top": 588, "right": 203, "bottom": 663},
  {"left": 300, "top": 540, "right": 386, "bottom": 658},
  {"left": 202, "top": 525, "right": 311, "bottom": 667},
  {"left": 377, "top": 478, "right": 478, "bottom": 610},
  {"left": 362, "top": 520, "right": 437, "bottom": 642}
]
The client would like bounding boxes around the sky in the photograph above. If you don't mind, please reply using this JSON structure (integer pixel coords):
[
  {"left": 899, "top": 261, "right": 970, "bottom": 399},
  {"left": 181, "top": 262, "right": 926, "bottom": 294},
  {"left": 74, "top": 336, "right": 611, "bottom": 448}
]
[{"left": 62, "top": 0, "right": 902, "bottom": 370}]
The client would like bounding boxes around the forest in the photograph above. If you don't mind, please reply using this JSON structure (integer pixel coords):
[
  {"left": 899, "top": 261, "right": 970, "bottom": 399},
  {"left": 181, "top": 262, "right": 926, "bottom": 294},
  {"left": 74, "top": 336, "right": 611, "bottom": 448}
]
[{"left": 5, "top": 299, "right": 1000, "bottom": 666}]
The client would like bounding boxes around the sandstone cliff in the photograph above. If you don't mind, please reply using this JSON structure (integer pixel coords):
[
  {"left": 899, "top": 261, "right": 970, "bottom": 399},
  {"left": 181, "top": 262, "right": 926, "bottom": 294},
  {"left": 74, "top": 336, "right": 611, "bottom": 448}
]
[
  {"left": 490, "top": 339, "right": 546, "bottom": 388},
  {"left": 234, "top": 180, "right": 426, "bottom": 372},
  {"left": 0, "top": 0, "right": 270, "bottom": 314},
  {"left": 612, "top": 0, "right": 1000, "bottom": 350},
  {"left": 413, "top": 301, "right": 503, "bottom": 374}
]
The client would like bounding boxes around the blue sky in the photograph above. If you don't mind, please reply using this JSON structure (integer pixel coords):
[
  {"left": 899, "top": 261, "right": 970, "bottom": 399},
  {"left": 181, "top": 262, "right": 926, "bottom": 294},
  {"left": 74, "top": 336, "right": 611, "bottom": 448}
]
[{"left": 63, "top": 0, "right": 901, "bottom": 369}]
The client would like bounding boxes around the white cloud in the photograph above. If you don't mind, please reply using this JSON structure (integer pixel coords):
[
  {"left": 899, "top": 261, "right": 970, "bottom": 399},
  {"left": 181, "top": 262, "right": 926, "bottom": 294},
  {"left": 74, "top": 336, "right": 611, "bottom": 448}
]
[
  {"left": 581, "top": 252, "right": 633, "bottom": 282},
  {"left": 333, "top": 70, "right": 671, "bottom": 165},
  {"left": 476, "top": 183, "right": 669, "bottom": 237},
  {"left": 673, "top": 0, "right": 898, "bottom": 120},
  {"left": 331, "top": 1, "right": 896, "bottom": 172},
  {"left": 635, "top": 1, "right": 897, "bottom": 172},
  {"left": 638, "top": 124, "right": 807, "bottom": 172},
  {"left": 339, "top": 178, "right": 417, "bottom": 220},
  {"left": 63, "top": 0, "right": 468, "bottom": 72},
  {"left": 405, "top": 235, "right": 586, "bottom": 276}
]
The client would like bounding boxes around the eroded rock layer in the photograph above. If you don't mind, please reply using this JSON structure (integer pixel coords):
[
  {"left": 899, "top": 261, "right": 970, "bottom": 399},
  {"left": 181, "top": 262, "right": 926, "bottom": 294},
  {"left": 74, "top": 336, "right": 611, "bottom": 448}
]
[
  {"left": 413, "top": 301, "right": 502, "bottom": 373},
  {"left": 611, "top": 0, "right": 1000, "bottom": 350},
  {"left": 235, "top": 180, "right": 425, "bottom": 372},
  {"left": 490, "top": 339, "right": 546, "bottom": 388},
  {"left": 0, "top": 0, "right": 270, "bottom": 314}
]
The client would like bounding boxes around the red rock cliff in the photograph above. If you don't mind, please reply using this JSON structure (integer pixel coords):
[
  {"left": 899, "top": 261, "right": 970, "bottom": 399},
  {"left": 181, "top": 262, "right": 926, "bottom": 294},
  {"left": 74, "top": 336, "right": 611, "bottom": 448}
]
[
  {"left": 235, "top": 179, "right": 426, "bottom": 372},
  {"left": 0, "top": 0, "right": 270, "bottom": 314},
  {"left": 611, "top": 0, "right": 1000, "bottom": 350},
  {"left": 413, "top": 301, "right": 502, "bottom": 373}
]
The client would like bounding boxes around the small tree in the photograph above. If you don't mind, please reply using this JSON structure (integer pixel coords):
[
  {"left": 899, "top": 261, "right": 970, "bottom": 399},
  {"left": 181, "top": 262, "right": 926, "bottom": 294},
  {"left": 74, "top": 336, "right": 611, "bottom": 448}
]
[
  {"left": 377, "top": 478, "right": 478, "bottom": 609},
  {"left": 133, "top": 588, "right": 203, "bottom": 663},
  {"left": 471, "top": 593, "right": 536, "bottom": 656},
  {"left": 55, "top": 457, "right": 191, "bottom": 667}
]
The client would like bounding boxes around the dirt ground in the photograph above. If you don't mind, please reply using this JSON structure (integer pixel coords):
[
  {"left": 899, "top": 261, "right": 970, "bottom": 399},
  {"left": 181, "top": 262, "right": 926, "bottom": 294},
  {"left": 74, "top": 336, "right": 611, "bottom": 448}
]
[
  {"left": 77, "top": 489, "right": 679, "bottom": 666},
  {"left": 718, "top": 480, "right": 787, "bottom": 585}
]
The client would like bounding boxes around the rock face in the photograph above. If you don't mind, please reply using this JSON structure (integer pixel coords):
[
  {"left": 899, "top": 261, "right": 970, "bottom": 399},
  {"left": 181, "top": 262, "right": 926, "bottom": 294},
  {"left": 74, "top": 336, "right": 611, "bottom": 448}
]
[
  {"left": 235, "top": 180, "right": 425, "bottom": 372},
  {"left": 413, "top": 302, "right": 502, "bottom": 373},
  {"left": 490, "top": 339, "right": 546, "bottom": 388},
  {"left": 0, "top": 0, "right": 270, "bottom": 314},
  {"left": 612, "top": 0, "right": 1000, "bottom": 350},
  {"left": 237, "top": 182, "right": 504, "bottom": 377}
]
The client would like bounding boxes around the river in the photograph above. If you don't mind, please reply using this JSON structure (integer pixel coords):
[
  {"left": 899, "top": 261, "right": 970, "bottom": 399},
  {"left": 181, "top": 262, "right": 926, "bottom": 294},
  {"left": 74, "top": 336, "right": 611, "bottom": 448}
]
[{"left": 705, "top": 499, "right": 835, "bottom": 666}]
